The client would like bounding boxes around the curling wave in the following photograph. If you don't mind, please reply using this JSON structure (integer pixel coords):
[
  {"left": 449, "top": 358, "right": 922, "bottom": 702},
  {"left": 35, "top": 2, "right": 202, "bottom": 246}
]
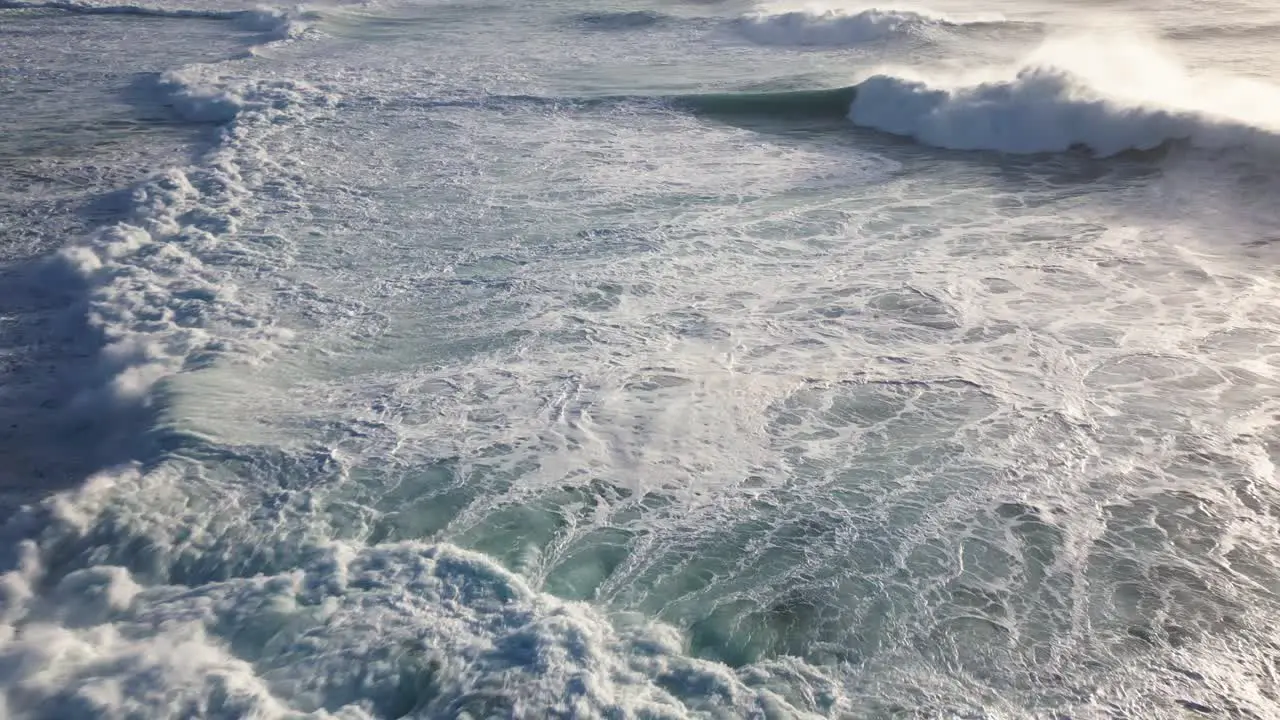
[
  {"left": 847, "top": 37, "right": 1280, "bottom": 156},
  {"left": 662, "top": 35, "right": 1280, "bottom": 157}
]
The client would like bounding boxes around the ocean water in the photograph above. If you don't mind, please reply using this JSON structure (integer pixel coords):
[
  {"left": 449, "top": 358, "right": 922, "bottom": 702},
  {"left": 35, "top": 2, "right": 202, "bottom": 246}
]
[{"left": 4, "top": 0, "right": 1280, "bottom": 716}]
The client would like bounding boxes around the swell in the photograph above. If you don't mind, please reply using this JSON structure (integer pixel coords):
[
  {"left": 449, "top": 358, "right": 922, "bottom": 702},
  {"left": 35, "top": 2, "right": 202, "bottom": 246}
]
[
  {"left": 392, "top": 77, "right": 1280, "bottom": 159},
  {"left": 0, "top": 0, "right": 310, "bottom": 39},
  {"left": 656, "top": 36, "right": 1280, "bottom": 159},
  {"left": 1165, "top": 21, "right": 1280, "bottom": 42},
  {"left": 667, "top": 86, "right": 861, "bottom": 120},
  {"left": 731, "top": 7, "right": 1026, "bottom": 48},
  {"left": 565, "top": 6, "right": 1033, "bottom": 46},
  {"left": 35, "top": 68, "right": 331, "bottom": 483},
  {"left": 690, "top": 76, "right": 1280, "bottom": 158},
  {"left": 569, "top": 9, "right": 671, "bottom": 31},
  {"left": 356, "top": 86, "right": 858, "bottom": 119}
]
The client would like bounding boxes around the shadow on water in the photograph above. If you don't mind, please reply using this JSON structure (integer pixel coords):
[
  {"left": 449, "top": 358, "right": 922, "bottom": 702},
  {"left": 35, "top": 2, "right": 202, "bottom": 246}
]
[
  {"left": 0, "top": 201, "right": 169, "bottom": 520},
  {"left": 0, "top": 8, "right": 262, "bottom": 517},
  {"left": 0, "top": 110, "right": 215, "bottom": 521}
]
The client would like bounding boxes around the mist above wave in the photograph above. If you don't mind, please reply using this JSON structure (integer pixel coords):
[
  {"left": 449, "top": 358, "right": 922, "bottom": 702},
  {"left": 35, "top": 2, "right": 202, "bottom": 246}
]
[{"left": 848, "top": 32, "right": 1280, "bottom": 155}]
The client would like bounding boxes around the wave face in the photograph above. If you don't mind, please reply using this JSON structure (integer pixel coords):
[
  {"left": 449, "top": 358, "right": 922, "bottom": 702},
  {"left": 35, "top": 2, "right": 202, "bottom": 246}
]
[
  {"left": 847, "top": 35, "right": 1280, "bottom": 155},
  {"left": 733, "top": 6, "right": 1004, "bottom": 47},
  {"left": 571, "top": 9, "right": 670, "bottom": 31},
  {"left": 672, "top": 86, "right": 860, "bottom": 119}
]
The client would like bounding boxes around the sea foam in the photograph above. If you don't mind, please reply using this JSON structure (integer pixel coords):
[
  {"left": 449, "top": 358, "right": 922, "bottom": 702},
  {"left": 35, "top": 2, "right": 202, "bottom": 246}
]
[
  {"left": 0, "top": 465, "right": 833, "bottom": 719},
  {"left": 848, "top": 34, "right": 1280, "bottom": 155},
  {"left": 46, "top": 63, "right": 334, "bottom": 450}
]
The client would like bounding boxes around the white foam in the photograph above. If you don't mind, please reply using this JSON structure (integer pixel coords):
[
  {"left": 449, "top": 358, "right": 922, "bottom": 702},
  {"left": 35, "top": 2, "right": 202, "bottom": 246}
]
[
  {"left": 0, "top": 465, "right": 834, "bottom": 719},
  {"left": 10, "top": 4, "right": 1280, "bottom": 718},
  {"left": 53, "top": 65, "right": 333, "bottom": 417},
  {"left": 734, "top": 6, "right": 1003, "bottom": 47},
  {"left": 848, "top": 33, "right": 1280, "bottom": 155},
  {"left": 0, "top": 0, "right": 312, "bottom": 42}
]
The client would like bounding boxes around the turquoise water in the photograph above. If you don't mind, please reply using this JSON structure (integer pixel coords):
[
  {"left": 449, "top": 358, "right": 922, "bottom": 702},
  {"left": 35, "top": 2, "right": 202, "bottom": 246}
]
[{"left": 4, "top": 0, "right": 1280, "bottom": 717}]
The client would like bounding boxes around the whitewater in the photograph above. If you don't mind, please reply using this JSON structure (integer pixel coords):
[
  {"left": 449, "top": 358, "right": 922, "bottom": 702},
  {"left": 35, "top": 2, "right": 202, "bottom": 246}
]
[{"left": 4, "top": 0, "right": 1280, "bottom": 717}]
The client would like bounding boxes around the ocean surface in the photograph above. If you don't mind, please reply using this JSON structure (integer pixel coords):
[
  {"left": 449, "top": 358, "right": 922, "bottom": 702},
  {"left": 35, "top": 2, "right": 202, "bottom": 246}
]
[{"left": 4, "top": 0, "right": 1280, "bottom": 717}]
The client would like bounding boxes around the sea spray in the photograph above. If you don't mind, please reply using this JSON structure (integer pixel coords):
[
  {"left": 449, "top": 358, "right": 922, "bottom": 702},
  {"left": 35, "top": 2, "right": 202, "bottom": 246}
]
[{"left": 848, "top": 32, "right": 1280, "bottom": 154}]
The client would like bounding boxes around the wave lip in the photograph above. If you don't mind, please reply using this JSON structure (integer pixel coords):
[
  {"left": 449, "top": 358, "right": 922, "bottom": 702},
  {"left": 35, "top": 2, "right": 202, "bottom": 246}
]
[
  {"left": 733, "top": 6, "right": 1004, "bottom": 47},
  {"left": 849, "top": 70, "right": 1280, "bottom": 157}
]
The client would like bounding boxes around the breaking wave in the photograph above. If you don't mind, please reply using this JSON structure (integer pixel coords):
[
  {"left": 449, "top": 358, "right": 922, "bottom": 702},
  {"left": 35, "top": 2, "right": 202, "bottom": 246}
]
[
  {"left": 659, "top": 33, "right": 1280, "bottom": 157},
  {"left": 732, "top": 6, "right": 1008, "bottom": 47},
  {"left": 52, "top": 64, "right": 335, "bottom": 424},
  {"left": 847, "top": 35, "right": 1280, "bottom": 155},
  {"left": 849, "top": 70, "right": 1274, "bottom": 156},
  {"left": 8, "top": 4, "right": 1280, "bottom": 718},
  {"left": 0, "top": 465, "right": 833, "bottom": 718}
]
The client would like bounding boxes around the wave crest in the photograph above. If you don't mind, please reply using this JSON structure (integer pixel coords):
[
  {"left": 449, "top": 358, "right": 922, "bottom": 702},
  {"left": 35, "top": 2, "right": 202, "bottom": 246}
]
[
  {"left": 847, "top": 37, "right": 1280, "bottom": 156},
  {"left": 733, "top": 6, "right": 1004, "bottom": 47},
  {"left": 48, "top": 64, "right": 337, "bottom": 439}
]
